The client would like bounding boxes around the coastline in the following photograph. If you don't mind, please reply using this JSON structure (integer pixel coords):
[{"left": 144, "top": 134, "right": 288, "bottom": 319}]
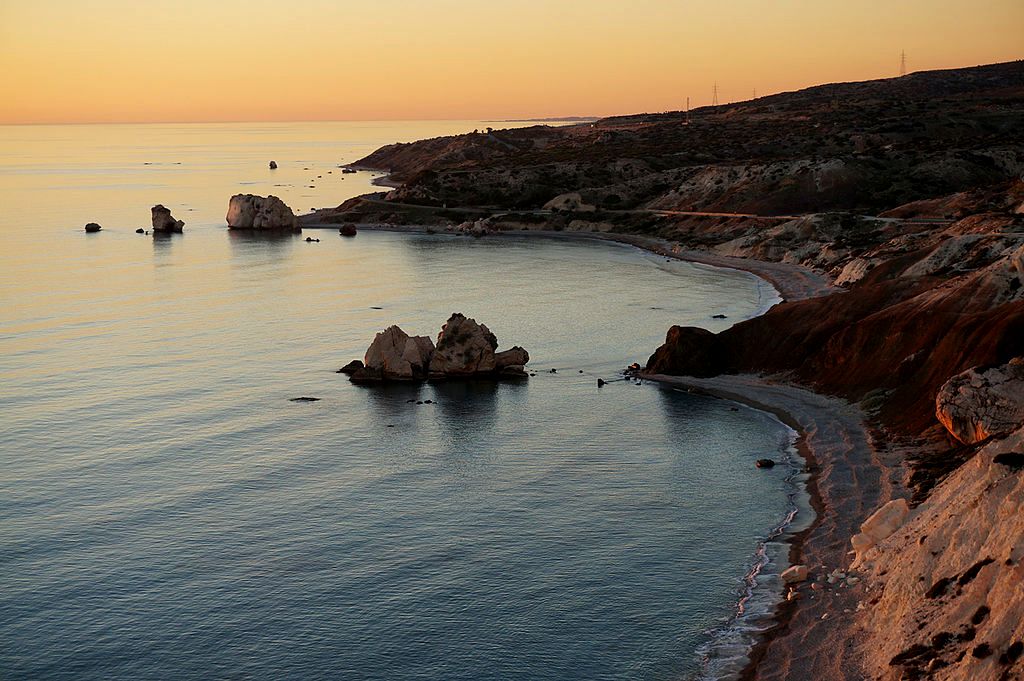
[{"left": 308, "top": 220, "right": 883, "bottom": 679}]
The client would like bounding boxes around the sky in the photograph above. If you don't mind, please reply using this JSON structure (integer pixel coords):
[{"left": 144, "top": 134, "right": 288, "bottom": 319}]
[{"left": 1, "top": 0, "right": 1022, "bottom": 124}]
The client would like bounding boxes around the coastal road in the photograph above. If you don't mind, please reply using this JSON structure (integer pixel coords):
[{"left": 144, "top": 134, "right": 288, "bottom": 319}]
[{"left": 337, "top": 197, "right": 956, "bottom": 225}]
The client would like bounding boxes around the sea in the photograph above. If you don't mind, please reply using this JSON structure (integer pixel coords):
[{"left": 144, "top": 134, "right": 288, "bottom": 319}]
[{"left": 0, "top": 121, "right": 803, "bottom": 680}]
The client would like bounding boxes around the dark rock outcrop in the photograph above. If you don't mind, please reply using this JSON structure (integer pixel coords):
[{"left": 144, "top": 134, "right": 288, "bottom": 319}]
[
  {"left": 151, "top": 205, "right": 184, "bottom": 234},
  {"left": 645, "top": 326, "right": 722, "bottom": 377}
]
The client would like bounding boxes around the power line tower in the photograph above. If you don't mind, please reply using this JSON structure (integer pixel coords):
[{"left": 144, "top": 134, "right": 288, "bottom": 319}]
[
  {"left": 712, "top": 82, "right": 719, "bottom": 106},
  {"left": 899, "top": 50, "right": 907, "bottom": 77}
]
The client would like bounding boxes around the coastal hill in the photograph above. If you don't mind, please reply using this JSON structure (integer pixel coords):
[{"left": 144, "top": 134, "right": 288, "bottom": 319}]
[{"left": 308, "top": 60, "right": 1024, "bottom": 681}]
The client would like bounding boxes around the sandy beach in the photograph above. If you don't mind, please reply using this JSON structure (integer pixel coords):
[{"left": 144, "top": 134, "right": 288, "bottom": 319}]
[{"left": 645, "top": 375, "right": 900, "bottom": 680}]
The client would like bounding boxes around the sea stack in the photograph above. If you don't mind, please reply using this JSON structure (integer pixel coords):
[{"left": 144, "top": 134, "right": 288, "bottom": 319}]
[
  {"left": 347, "top": 313, "right": 530, "bottom": 383},
  {"left": 225, "top": 194, "right": 300, "bottom": 232},
  {"left": 151, "top": 205, "right": 184, "bottom": 234}
]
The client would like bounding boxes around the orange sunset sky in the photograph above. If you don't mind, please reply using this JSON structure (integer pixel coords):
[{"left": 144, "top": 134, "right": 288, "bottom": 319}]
[{"left": 1, "top": 0, "right": 1022, "bottom": 125}]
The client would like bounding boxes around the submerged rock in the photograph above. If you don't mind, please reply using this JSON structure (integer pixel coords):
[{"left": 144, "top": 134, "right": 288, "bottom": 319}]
[
  {"left": 226, "top": 194, "right": 299, "bottom": 232},
  {"left": 151, "top": 205, "right": 184, "bottom": 233}
]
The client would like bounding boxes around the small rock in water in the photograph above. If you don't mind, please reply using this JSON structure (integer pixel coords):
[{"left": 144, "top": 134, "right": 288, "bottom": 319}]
[
  {"left": 730, "top": 407, "right": 739, "bottom": 411},
  {"left": 135, "top": 228, "right": 145, "bottom": 234},
  {"left": 370, "top": 306, "right": 383, "bottom": 310},
  {"left": 597, "top": 379, "right": 606, "bottom": 387},
  {"left": 549, "top": 368, "right": 557, "bottom": 374},
  {"left": 340, "top": 224, "right": 357, "bottom": 237},
  {"left": 84, "top": 222, "right": 102, "bottom": 233},
  {"left": 756, "top": 458, "right": 776, "bottom": 469},
  {"left": 289, "top": 397, "right": 320, "bottom": 402},
  {"left": 424, "top": 400, "right": 433, "bottom": 404},
  {"left": 712, "top": 314, "right": 727, "bottom": 319},
  {"left": 337, "top": 360, "right": 364, "bottom": 375},
  {"left": 269, "top": 160, "right": 278, "bottom": 169},
  {"left": 304, "top": 237, "right": 320, "bottom": 243},
  {"left": 416, "top": 401, "right": 424, "bottom": 405}
]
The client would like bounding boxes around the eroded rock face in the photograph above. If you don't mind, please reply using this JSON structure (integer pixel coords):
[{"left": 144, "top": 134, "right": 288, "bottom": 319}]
[
  {"left": 856, "top": 427, "right": 1024, "bottom": 681},
  {"left": 356, "top": 326, "right": 435, "bottom": 381},
  {"left": 346, "top": 314, "right": 529, "bottom": 382},
  {"left": 429, "top": 313, "right": 498, "bottom": 378},
  {"left": 935, "top": 359, "right": 1024, "bottom": 444},
  {"left": 151, "top": 205, "right": 184, "bottom": 233},
  {"left": 226, "top": 194, "right": 299, "bottom": 232}
]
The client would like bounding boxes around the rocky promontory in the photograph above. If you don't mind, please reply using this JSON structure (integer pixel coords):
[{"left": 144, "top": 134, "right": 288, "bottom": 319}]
[{"left": 342, "top": 313, "right": 529, "bottom": 382}]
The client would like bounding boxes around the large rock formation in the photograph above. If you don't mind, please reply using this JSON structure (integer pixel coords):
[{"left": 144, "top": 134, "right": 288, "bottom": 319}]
[
  {"left": 151, "top": 205, "right": 184, "bottom": 233},
  {"left": 936, "top": 359, "right": 1024, "bottom": 444},
  {"left": 347, "top": 314, "right": 529, "bottom": 383},
  {"left": 428, "top": 313, "right": 498, "bottom": 377},
  {"left": 226, "top": 194, "right": 299, "bottom": 232},
  {"left": 356, "top": 326, "right": 435, "bottom": 381}
]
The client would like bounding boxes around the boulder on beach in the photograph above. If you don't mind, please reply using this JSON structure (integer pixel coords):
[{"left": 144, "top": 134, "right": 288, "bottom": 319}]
[
  {"left": 84, "top": 222, "right": 102, "bottom": 233},
  {"left": 781, "top": 564, "right": 808, "bottom": 584},
  {"left": 851, "top": 497, "right": 911, "bottom": 564},
  {"left": 346, "top": 313, "right": 530, "bottom": 383},
  {"left": 151, "top": 205, "right": 184, "bottom": 233},
  {"left": 226, "top": 194, "right": 300, "bottom": 232}
]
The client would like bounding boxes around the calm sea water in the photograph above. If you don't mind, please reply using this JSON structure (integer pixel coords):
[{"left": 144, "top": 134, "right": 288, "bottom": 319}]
[{"left": 0, "top": 122, "right": 795, "bottom": 680}]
